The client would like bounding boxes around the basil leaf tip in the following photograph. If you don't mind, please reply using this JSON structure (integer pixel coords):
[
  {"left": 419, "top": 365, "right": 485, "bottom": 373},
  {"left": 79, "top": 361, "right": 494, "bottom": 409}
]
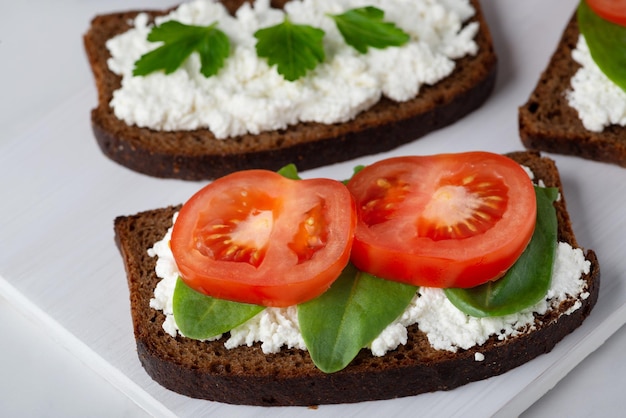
[{"left": 277, "top": 163, "right": 302, "bottom": 180}]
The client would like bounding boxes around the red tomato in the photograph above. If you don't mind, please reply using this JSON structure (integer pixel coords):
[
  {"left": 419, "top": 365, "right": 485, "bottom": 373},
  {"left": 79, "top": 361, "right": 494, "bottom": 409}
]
[
  {"left": 586, "top": 0, "right": 626, "bottom": 26},
  {"left": 346, "top": 152, "right": 537, "bottom": 288},
  {"left": 171, "top": 170, "right": 356, "bottom": 307}
]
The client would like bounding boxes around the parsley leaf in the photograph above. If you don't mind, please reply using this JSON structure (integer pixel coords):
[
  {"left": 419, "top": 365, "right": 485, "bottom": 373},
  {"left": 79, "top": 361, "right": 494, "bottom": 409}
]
[
  {"left": 329, "top": 6, "right": 410, "bottom": 54},
  {"left": 254, "top": 17, "right": 325, "bottom": 81},
  {"left": 133, "top": 20, "right": 230, "bottom": 78}
]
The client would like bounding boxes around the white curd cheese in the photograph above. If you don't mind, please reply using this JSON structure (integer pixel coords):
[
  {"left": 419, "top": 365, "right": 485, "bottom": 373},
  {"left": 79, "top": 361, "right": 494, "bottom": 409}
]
[
  {"left": 567, "top": 35, "right": 626, "bottom": 132},
  {"left": 106, "top": 0, "right": 479, "bottom": 138},
  {"left": 224, "top": 306, "right": 307, "bottom": 353},
  {"left": 370, "top": 242, "right": 590, "bottom": 354},
  {"left": 148, "top": 189, "right": 591, "bottom": 356}
]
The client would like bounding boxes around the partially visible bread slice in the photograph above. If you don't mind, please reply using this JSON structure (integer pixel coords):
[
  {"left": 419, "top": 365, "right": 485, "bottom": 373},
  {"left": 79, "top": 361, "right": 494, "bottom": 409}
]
[
  {"left": 85, "top": 0, "right": 497, "bottom": 180},
  {"left": 114, "top": 151, "right": 599, "bottom": 406},
  {"left": 519, "top": 14, "right": 626, "bottom": 167}
]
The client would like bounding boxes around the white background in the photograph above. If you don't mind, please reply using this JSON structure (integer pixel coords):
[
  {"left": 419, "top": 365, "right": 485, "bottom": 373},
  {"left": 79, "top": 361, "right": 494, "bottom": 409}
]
[{"left": 1, "top": 0, "right": 626, "bottom": 416}]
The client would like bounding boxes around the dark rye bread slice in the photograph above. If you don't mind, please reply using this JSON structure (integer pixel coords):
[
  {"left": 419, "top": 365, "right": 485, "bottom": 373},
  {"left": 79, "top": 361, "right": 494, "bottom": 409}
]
[
  {"left": 519, "top": 13, "right": 626, "bottom": 167},
  {"left": 113, "top": 151, "right": 600, "bottom": 406},
  {"left": 85, "top": 0, "right": 497, "bottom": 180}
]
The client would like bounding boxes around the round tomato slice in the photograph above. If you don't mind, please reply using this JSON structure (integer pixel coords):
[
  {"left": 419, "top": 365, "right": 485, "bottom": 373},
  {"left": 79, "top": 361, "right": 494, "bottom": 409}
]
[
  {"left": 171, "top": 170, "right": 356, "bottom": 307},
  {"left": 346, "top": 152, "right": 537, "bottom": 288},
  {"left": 586, "top": 0, "right": 626, "bottom": 26}
]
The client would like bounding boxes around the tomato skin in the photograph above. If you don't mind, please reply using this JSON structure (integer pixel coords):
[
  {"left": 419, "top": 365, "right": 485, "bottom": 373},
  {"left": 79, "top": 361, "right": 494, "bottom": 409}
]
[
  {"left": 171, "top": 170, "right": 356, "bottom": 307},
  {"left": 586, "top": 0, "right": 626, "bottom": 26},
  {"left": 347, "top": 152, "right": 537, "bottom": 288}
]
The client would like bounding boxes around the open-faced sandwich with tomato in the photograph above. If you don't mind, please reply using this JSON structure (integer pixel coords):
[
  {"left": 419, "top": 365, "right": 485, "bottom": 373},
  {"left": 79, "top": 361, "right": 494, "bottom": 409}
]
[
  {"left": 84, "top": 0, "right": 497, "bottom": 180},
  {"left": 519, "top": 0, "right": 626, "bottom": 167},
  {"left": 114, "top": 150, "right": 599, "bottom": 406}
]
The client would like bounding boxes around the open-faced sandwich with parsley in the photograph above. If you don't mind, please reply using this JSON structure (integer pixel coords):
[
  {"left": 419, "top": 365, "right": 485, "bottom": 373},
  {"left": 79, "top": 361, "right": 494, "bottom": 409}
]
[
  {"left": 84, "top": 0, "right": 497, "bottom": 180},
  {"left": 113, "top": 150, "right": 600, "bottom": 406},
  {"left": 519, "top": 0, "right": 626, "bottom": 167}
]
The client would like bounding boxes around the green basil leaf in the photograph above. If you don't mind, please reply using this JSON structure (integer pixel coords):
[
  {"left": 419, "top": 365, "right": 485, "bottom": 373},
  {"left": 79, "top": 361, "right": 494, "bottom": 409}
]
[
  {"left": 254, "top": 17, "right": 325, "bottom": 81},
  {"left": 298, "top": 263, "right": 418, "bottom": 373},
  {"left": 133, "top": 21, "right": 230, "bottom": 78},
  {"left": 172, "top": 277, "right": 264, "bottom": 339},
  {"left": 578, "top": 0, "right": 626, "bottom": 92},
  {"left": 342, "top": 164, "right": 366, "bottom": 185},
  {"left": 444, "top": 187, "right": 559, "bottom": 317},
  {"left": 329, "top": 6, "right": 410, "bottom": 54},
  {"left": 276, "top": 163, "right": 301, "bottom": 180}
]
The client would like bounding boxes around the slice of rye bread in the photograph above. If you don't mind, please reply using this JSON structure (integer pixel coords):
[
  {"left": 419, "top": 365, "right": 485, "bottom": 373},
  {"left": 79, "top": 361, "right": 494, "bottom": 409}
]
[
  {"left": 113, "top": 150, "right": 600, "bottom": 406},
  {"left": 84, "top": 0, "right": 497, "bottom": 180},
  {"left": 519, "top": 13, "right": 626, "bottom": 167}
]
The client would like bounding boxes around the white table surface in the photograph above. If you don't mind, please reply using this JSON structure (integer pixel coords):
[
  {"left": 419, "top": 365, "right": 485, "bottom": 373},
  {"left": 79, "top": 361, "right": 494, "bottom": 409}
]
[{"left": 2, "top": 0, "right": 626, "bottom": 417}]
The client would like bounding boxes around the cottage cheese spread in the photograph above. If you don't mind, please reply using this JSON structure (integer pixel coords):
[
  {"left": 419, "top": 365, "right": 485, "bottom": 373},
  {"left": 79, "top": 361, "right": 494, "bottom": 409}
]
[
  {"left": 148, "top": 175, "right": 591, "bottom": 356},
  {"left": 106, "top": 0, "right": 479, "bottom": 138},
  {"left": 567, "top": 35, "right": 626, "bottom": 132}
]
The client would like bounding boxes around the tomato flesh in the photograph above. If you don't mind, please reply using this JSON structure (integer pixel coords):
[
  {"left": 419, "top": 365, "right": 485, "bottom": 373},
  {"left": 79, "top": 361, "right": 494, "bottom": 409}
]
[
  {"left": 171, "top": 170, "right": 356, "bottom": 307},
  {"left": 586, "top": 0, "right": 626, "bottom": 26},
  {"left": 347, "top": 152, "right": 537, "bottom": 288}
]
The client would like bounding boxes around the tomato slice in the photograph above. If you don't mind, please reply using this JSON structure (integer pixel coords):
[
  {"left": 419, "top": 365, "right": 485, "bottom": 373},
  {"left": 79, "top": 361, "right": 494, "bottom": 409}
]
[
  {"left": 586, "top": 0, "right": 626, "bottom": 26},
  {"left": 171, "top": 170, "right": 356, "bottom": 307},
  {"left": 346, "top": 152, "right": 537, "bottom": 288}
]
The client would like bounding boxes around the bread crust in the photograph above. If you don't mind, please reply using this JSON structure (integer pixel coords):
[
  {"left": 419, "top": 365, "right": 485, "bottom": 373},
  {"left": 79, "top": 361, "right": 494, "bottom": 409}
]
[
  {"left": 113, "top": 151, "right": 600, "bottom": 406},
  {"left": 519, "top": 13, "right": 626, "bottom": 167},
  {"left": 85, "top": 0, "right": 497, "bottom": 180}
]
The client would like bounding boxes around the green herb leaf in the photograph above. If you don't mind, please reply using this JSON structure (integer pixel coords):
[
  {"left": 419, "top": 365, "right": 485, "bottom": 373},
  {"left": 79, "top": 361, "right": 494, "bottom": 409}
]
[
  {"left": 342, "top": 164, "right": 365, "bottom": 185},
  {"left": 133, "top": 20, "right": 230, "bottom": 78},
  {"left": 172, "top": 277, "right": 264, "bottom": 339},
  {"left": 254, "top": 17, "right": 325, "bottom": 81},
  {"left": 276, "top": 163, "right": 301, "bottom": 180},
  {"left": 444, "top": 187, "right": 559, "bottom": 317},
  {"left": 298, "top": 263, "right": 417, "bottom": 373},
  {"left": 329, "top": 6, "right": 410, "bottom": 54},
  {"left": 578, "top": 0, "right": 626, "bottom": 92}
]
